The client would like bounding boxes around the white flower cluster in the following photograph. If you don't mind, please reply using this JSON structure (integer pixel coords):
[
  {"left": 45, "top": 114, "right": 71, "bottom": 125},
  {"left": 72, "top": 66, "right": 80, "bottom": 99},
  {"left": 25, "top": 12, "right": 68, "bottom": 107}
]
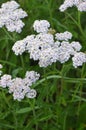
[
  {"left": 0, "top": 0, "right": 28, "bottom": 33},
  {"left": 0, "top": 71, "right": 40, "bottom": 101},
  {"left": 55, "top": 31, "right": 72, "bottom": 41},
  {"left": 12, "top": 20, "right": 86, "bottom": 68},
  {"left": 33, "top": 20, "right": 50, "bottom": 33},
  {"left": 72, "top": 52, "right": 86, "bottom": 68},
  {"left": 59, "top": 0, "right": 86, "bottom": 12}
]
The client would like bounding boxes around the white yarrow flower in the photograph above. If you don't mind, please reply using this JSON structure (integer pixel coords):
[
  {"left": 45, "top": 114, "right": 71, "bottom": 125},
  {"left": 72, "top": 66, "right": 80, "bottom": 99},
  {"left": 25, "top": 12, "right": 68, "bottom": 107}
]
[
  {"left": 71, "top": 41, "right": 82, "bottom": 52},
  {"left": 12, "top": 19, "right": 86, "bottom": 68},
  {"left": 55, "top": 31, "right": 72, "bottom": 41},
  {"left": 0, "top": 74, "right": 12, "bottom": 88},
  {"left": 59, "top": 0, "right": 86, "bottom": 12},
  {"left": 0, "top": 0, "right": 28, "bottom": 33},
  {"left": 12, "top": 40, "right": 26, "bottom": 55},
  {"left": 39, "top": 47, "right": 59, "bottom": 67},
  {"left": 26, "top": 89, "right": 37, "bottom": 98},
  {"left": 72, "top": 52, "right": 86, "bottom": 68},
  {"left": 1, "top": 0, "right": 20, "bottom": 10},
  {"left": 0, "top": 71, "right": 40, "bottom": 101},
  {"left": 59, "top": 0, "right": 74, "bottom": 12},
  {"left": 78, "top": 2, "right": 86, "bottom": 11},
  {"left": 33, "top": 20, "right": 50, "bottom": 33},
  {"left": 24, "top": 71, "right": 40, "bottom": 86}
]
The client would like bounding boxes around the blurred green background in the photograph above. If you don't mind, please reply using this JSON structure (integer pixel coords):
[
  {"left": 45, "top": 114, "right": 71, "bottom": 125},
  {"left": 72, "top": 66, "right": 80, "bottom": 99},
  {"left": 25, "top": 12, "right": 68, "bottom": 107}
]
[{"left": 0, "top": 0, "right": 86, "bottom": 130}]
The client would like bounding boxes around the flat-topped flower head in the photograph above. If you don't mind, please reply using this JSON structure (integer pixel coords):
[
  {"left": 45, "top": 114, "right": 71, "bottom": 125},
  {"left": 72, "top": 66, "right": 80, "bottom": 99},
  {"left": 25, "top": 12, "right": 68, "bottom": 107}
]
[
  {"left": 12, "top": 40, "right": 26, "bottom": 55},
  {"left": 59, "top": 0, "right": 74, "bottom": 12},
  {"left": 1, "top": 0, "right": 20, "bottom": 10},
  {"left": 0, "top": 71, "right": 40, "bottom": 101},
  {"left": 39, "top": 47, "right": 59, "bottom": 67},
  {"left": 12, "top": 19, "right": 86, "bottom": 68},
  {"left": 0, "top": 74, "right": 12, "bottom": 88},
  {"left": 33, "top": 20, "right": 50, "bottom": 33},
  {"left": 24, "top": 71, "right": 40, "bottom": 86},
  {"left": 59, "top": 0, "right": 86, "bottom": 12},
  {"left": 71, "top": 41, "right": 82, "bottom": 51},
  {"left": 78, "top": 1, "right": 86, "bottom": 11},
  {"left": 55, "top": 31, "right": 72, "bottom": 41},
  {"left": 72, "top": 52, "right": 86, "bottom": 68},
  {"left": 0, "top": 0, "right": 28, "bottom": 33}
]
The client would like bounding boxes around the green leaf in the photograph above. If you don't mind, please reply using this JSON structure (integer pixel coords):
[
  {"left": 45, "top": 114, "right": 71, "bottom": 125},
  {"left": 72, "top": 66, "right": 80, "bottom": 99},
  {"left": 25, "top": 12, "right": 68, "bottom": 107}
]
[
  {"left": 0, "top": 123, "right": 15, "bottom": 129},
  {"left": 16, "top": 106, "right": 39, "bottom": 114}
]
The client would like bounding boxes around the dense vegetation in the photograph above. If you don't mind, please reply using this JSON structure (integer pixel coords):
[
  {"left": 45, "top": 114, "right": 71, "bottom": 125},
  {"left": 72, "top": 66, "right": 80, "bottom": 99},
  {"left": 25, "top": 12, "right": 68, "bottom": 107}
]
[{"left": 0, "top": 0, "right": 86, "bottom": 130}]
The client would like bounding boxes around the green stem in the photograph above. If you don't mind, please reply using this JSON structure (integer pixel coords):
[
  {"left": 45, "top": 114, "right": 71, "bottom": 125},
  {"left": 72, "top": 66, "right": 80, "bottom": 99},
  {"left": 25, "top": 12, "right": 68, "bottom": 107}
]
[
  {"left": 12, "top": 112, "right": 18, "bottom": 130},
  {"left": 20, "top": 55, "right": 25, "bottom": 69},
  {"left": 60, "top": 64, "right": 65, "bottom": 95},
  {"left": 28, "top": 99, "right": 38, "bottom": 130},
  {"left": 2, "top": 27, "right": 15, "bottom": 42},
  {"left": 63, "top": 112, "right": 68, "bottom": 130},
  {"left": 77, "top": 63, "right": 86, "bottom": 114},
  {"left": 0, "top": 59, "right": 16, "bottom": 67},
  {"left": 34, "top": 75, "right": 86, "bottom": 88},
  {"left": 71, "top": 84, "right": 81, "bottom": 102},
  {"left": 32, "top": 108, "right": 38, "bottom": 130},
  {"left": 71, "top": 94, "right": 86, "bottom": 102},
  {"left": 43, "top": 68, "right": 49, "bottom": 102},
  {"left": 65, "top": 12, "right": 86, "bottom": 39},
  {"left": 2, "top": 90, "right": 10, "bottom": 108},
  {"left": 45, "top": 0, "right": 53, "bottom": 27},
  {"left": 78, "top": 11, "right": 81, "bottom": 28},
  {"left": 77, "top": 11, "right": 85, "bottom": 39}
]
